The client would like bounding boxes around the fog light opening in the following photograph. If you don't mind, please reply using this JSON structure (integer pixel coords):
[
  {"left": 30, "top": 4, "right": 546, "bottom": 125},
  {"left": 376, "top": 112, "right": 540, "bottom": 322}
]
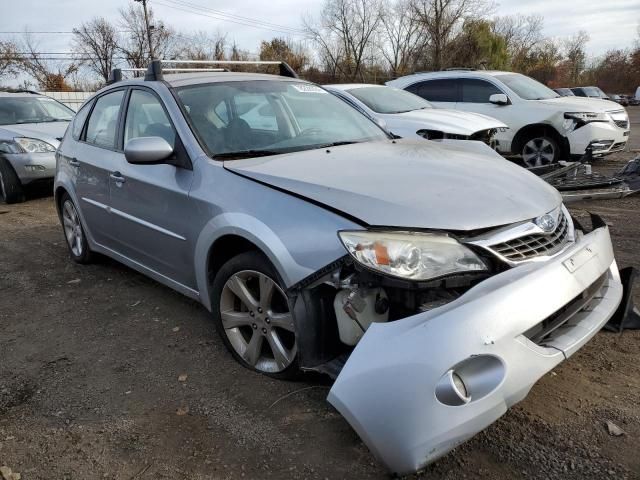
[{"left": 451, "top": 372, "right": 470, "bottom": 402}]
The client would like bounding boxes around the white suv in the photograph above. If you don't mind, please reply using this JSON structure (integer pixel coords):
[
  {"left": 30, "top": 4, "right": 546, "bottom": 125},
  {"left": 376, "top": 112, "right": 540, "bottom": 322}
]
[{"left": 387, "top": 70, "right": 630, "bottom": 167}]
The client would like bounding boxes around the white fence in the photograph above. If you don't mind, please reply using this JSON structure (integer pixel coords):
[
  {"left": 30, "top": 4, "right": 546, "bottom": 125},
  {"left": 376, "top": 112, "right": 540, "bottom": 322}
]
[{"left": 40, "top": 91, "right": 94, "bottom": 111}]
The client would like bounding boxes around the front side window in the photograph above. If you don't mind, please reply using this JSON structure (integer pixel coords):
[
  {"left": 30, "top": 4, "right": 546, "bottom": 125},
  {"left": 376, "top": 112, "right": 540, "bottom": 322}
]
[
  {"left": 494, "top": 73, "right": 558, "bottom": 100},
  {"left": 176, "top": 81, "right": 387, "bottom": 159},
  {"left": 346, "top": 86, "right": 432, "bottom": 114},
  {"left": 460, "top": 79, "right": 502, "bottom": 103},
  {"left": 410, "top": 79, "right": 458, "bottom": 103},
  {"left": 0, "top": 96, "right": 74, "bottom": 126},
  {"left": 124, "top": 89, "right": 175, "bottom": 148},
  {"left": 85, "top": 90, "right": 125, "bottom": 149}
]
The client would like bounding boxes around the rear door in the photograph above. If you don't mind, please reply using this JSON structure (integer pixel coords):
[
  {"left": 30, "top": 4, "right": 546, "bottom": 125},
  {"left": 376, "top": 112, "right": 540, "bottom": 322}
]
[
  {"left": 73, "top": 89, "right": 126, "bottom": 246},
  {"left": 406, "top": 79, "right": 459, "bottom": 109},
  {"left": 107, "top": 87, "right": 196, "bottom": 288}
]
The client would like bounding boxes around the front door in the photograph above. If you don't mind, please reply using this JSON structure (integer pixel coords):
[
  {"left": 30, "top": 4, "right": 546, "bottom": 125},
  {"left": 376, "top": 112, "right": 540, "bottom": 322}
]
[{"left": 107, "top": 88, "right": 196, "bottom": 289}]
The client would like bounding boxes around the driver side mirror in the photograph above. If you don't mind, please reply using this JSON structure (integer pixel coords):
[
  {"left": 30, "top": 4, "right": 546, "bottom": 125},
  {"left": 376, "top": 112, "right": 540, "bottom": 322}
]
[
  {"left": 124, "top": 136, "right": 174, "bottom": 165},
  {"left": 489, "top": 94, "right": 509, "bottom": 106}
]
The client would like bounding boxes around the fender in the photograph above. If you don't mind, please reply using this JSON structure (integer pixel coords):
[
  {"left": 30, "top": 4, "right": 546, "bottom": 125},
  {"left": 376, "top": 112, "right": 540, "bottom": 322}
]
[{"left": 194, "top": 212, "right": 316, "bottom": 311}]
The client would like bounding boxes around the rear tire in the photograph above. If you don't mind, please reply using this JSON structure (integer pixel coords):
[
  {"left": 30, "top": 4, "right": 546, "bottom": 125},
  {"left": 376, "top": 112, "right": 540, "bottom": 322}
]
[
  {"left": 0, "top": 158, "right": 25, "bottom": 204},
  {"left": 211, "top": 251, "right": 300, "bottom": 380},
  {"left": 60, "top": 193, "right": 93, "bottom": 264}
]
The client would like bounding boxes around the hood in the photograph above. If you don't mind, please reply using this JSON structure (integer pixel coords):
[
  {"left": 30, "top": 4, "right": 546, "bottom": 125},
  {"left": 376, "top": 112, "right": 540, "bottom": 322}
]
[
  {"left": 537, "top": 96, "right": 624, "bottom": 112},
  {"left": 0, "top": 121, "right": 69, "bottom": 147},
  {"left": 225, "top": 140, "right": 561, "bottom": 231},
  {"left": 385, "top": 108, "right": 506, "bottom": 136}
]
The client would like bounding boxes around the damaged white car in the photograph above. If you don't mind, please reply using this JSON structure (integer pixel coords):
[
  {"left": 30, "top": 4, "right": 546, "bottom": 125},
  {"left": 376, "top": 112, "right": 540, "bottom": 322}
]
[
  {"left": 55, "top": 62, "right": 625, "bottom": 476},
  {"left": 325, "top": 83, "right": 507, "bottom": 148}
]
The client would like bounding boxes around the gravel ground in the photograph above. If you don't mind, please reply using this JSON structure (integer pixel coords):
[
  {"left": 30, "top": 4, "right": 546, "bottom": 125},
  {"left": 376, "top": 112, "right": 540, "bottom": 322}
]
[{"left": 0, "top": 107, "right": 639, "bottom": 480}]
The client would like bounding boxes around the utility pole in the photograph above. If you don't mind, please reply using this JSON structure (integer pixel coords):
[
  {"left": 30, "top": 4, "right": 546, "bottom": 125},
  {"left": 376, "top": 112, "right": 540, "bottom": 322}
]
[{"left": 134, "top": 0, "right": 155, "bottom": 60}]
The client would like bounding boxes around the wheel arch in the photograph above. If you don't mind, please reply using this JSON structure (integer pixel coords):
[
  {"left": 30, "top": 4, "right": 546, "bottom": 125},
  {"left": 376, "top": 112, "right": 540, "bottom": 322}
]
[
  {"left": 195, "top": 212, "right": 315, "bottom": 312},
  {"left": 511, "top": 123, "right": 569, "bottom": 159}
]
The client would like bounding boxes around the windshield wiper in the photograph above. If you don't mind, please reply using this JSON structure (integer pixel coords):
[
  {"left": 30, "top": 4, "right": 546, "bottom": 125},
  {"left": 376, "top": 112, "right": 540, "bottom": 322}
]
[
  {"left": 316, "top": 141, "right": 359, "bottom": 148},
  {"left": 214, "top": 149, "right": 283, "bottom": 160}
]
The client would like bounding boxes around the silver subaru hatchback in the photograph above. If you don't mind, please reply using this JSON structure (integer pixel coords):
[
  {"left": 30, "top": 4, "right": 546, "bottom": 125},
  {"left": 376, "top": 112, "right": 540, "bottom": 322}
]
[{"left": 54, "top": 61, "right": 624, "bottom": 475}]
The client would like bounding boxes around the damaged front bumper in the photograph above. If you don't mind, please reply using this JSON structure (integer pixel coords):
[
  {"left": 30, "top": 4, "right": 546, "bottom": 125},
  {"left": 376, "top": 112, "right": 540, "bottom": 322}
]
[{"left": 327, "top": 224, "right": 623, "bottom": 475}]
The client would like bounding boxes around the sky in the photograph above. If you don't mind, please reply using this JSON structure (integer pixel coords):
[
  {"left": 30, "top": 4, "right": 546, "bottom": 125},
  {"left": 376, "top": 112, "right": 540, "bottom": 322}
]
[{"left": 0, "top": 0, "right": 638, "bottom": 67}]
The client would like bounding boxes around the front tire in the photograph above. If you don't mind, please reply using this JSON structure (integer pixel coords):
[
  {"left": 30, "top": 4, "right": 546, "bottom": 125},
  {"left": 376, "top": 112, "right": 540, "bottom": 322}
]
[
  {"left": 60, "top": 193, "right": 93, "bottom": 264},
  {"left": 0, "top": 158, "right": 25, "bottom": 204},
  {"left": 211, "top": 251, "right": 299, "bottom": 379},
  {"left": 520, "top": 134, "right": 559, "bottom": 168}
]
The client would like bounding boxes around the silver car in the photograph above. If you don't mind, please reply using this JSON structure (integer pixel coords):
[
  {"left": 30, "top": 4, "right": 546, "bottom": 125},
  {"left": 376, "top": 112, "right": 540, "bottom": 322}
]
[
  {"left": 0, "top": 91, "right": 74, "bottom": 203},
  {"left": 54, "top": 61, "right": 624, "bottom": 475}
]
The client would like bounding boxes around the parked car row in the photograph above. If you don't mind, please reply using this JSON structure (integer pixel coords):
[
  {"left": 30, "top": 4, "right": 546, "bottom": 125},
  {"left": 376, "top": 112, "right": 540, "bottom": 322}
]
[
  {"left": 43, "top": 60, "right": 626, "bottom": 476},
  {"left": 554, "top": 86, "right": 640, "bottom": 107},
  {"left": 386, "top": 70, "right": 630, "bottom": 165}
]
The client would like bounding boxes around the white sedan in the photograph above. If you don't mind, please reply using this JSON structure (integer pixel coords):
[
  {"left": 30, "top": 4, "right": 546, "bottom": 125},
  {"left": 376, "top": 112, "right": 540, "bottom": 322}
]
[{"left": 324, "top": 83, "right": 507, "bottom": 148}]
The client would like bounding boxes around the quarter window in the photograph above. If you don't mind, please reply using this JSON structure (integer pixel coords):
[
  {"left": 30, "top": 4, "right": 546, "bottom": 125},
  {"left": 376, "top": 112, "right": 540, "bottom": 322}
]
[
  {"left": 410, "top": 79, "right": 458, "bottom": 102},
  {"left": 85, "top": 90, "right": 125, "bottom": 149},
  {"left": 460, "top": 79, "right": 502, "bottom": 103},
  {"left": 124, "top": 90, "right": 175, "bottom": 148},
  {"left": 71, "top": 100, "right": 93, "bottom": 140}
]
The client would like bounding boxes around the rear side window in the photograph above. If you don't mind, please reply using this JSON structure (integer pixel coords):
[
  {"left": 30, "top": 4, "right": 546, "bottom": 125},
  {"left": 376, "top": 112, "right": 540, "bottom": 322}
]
[
  {"left": 124, "top": 89, "right": 175, "bottom": 148},
  {"left": 85, "top": 90, "right": 125, "bottom": 149},
  {"left": 71, "top": 100, "right": 93, "bottom": 140},
  {"left": 460, "top": 79, "right": 502, "bottom": 103},
  {"left": 409, "top": 79, "right": 458, "bottom": 102}
]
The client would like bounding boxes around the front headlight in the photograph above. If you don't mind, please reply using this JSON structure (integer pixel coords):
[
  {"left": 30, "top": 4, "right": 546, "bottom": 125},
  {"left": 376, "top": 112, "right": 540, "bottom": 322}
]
[
  {"left": 14, "top": 137, "right": 56, "bottom": 153},
  {"left": 338, "top": 230, "right": 487, "bottom": 281},
  {"left": 0, "top": 140, "right": 23, "bottom": 154},
  {"left": 563, "top": 112, "right": 608, "bottom": 124}
]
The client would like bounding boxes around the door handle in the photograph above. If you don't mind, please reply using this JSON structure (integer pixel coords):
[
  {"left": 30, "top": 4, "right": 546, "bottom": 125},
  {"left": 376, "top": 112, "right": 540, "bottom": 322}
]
[
  {"left": 69, "top": 157, "right": 80, "bottom": 167},
  {"left": 110, "top": 172, "right": 126, "bottom": 185}
]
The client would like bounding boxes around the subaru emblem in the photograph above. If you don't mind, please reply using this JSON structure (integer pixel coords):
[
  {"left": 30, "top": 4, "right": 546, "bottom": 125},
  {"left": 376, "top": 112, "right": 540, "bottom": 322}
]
[{"left": 535, "top": 214, "right": 556, "bottom": 233}]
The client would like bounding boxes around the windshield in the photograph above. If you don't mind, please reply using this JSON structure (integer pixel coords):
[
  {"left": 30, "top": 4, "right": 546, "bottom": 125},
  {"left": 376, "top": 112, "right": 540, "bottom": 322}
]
[
  {"left": 346, "top": 86, "right": 432, "bottom": 114},
  {"left": 494, "top": 74, "right": 559, "bottom": 100},
  {"left": 176, "top": 81, "right": 388, "bottom": 159},
  {"left": 0, "top": 96, "right": 74, "bottom": 125}
]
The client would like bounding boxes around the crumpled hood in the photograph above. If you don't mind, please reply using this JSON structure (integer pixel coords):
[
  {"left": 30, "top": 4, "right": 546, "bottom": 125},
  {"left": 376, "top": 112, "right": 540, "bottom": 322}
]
[
  {"left": 225, "top": 139, "right": 561, "bottom": 231},
  {"left": 386, "top": 108, "right": 506, "bottom": 136},
  {"left": 537, "top": 97, "right": 624, "bottom": 113},
  {"left": 0, "top": 121, "right": 69, "bottom": 147}
]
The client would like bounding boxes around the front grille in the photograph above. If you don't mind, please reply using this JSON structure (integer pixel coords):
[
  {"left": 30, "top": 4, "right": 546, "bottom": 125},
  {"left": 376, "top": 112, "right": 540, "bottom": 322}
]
[
  {"left": 614, "top": 119, "right": 629, "bottom": 129},
  {"left": 488, "top": 212, "right": 570, "bottom": 262},
  {"left": 524, "top": 272, "right": 607, "bottom": 345}
]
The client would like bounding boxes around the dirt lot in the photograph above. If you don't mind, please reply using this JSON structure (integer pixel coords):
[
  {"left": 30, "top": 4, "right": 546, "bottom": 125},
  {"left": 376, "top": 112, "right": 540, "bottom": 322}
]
[{"left": 1, "top": 108, "right": 639, "bottom": 480}]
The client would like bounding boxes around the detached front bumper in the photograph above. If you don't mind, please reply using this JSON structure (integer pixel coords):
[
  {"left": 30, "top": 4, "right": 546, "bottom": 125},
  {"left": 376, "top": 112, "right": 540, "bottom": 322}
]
[
  {"left": 328, "top": 225, "right": 622, "bottom": 475},
  {"left": 3, "top": 152, "right": 57, "bottom": 184},
  {"left": 566, "top": 121, "right": 629, "bottom": 157}
]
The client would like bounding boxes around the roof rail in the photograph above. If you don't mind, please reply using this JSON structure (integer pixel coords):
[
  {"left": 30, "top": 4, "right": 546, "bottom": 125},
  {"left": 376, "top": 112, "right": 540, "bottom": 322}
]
[
  {"left": 107, "top": 59, "right": 298, "bottom": 84},
  {"left": 442, "top": 67, "right": 477, "bottom": 71},
  {"left": 0, "top": 88, "right": 41, "bottom": 95}
]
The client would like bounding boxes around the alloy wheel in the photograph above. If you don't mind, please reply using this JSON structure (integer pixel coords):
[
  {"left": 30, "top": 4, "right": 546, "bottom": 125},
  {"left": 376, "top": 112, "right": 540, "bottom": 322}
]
[
  {"left": 522, "top": 137, "right": 556, "bottom": 167},
  {"left": 62, "top": 200, "right": 84, "bottom": 257},
  {"left": 220, "top": 270, "right": 297, "bottom": 373}
]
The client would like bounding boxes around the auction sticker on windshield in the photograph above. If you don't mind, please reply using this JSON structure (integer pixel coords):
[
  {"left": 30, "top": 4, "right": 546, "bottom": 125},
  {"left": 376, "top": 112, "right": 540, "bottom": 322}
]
[{"left": 291, "top": 84, "right": 327, "bottom": 94}]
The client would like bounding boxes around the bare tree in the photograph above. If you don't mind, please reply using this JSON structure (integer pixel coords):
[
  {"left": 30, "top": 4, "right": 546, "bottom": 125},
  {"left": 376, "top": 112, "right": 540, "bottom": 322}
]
[
  {"left": 378, "top": 0, "right": 425, "bottom": 76},
  {"left": 0, "top": 40, "right": 20, "bottom": 80},
  {"left": 563, "top": 30, "right": 590, "bottom": 85},
  {"left": 411, "top": 0, "right": 490, "bottom": 70},
  {"left": 118, "top": 4, "right": 178, "bottom": 69},
  {"left": 493, "top": 14, "right": 543, "bottom": 70},
  {"left": 178, "top": 31, "right": 227, "bottom": 61},
  {"left": 304, "top": 0, "right": 383, "bottom": 81},
  {"left": 19, "top": 32, "right": 79, "bottom": 91},
  {"left": 72, "top": 17, "right": 119, "bottom": 82}
]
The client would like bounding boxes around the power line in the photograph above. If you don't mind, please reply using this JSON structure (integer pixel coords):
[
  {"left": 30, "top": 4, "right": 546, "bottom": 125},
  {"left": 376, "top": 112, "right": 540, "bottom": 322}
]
[
  {"left": 159, "top": 0, "right": 306, "bottom": 34},
  {"left": 152, "top": 0, "right": 307, "bottom": 37}
]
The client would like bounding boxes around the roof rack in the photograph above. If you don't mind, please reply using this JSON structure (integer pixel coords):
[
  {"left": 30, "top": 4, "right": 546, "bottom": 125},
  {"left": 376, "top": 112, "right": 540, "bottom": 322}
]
[
  {"left": 107, "top": 59, "right": 298, "bottom": 84},
  {"left": 0, "top": 88, "right": 41, "bottom": 95},
  {"left": 442, "top": 67, "right": 477, "bottom": 71}
]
